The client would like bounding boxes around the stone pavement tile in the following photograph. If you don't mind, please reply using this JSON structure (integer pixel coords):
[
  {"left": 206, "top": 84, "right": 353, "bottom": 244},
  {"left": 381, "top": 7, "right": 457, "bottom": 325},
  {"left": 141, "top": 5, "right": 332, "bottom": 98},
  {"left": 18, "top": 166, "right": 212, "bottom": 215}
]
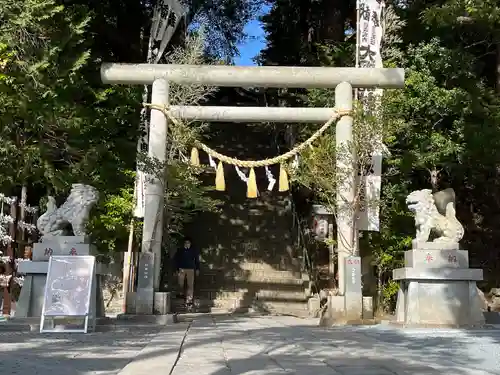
[
  {"left": 209, "top": 317, "right": 290, "bottom": 375},
  {"left": 0, "top": 327, "right": 161, "bottom": 375},
  {"left": 354, "top": 326, "right": 500, "bottom": 375},
  {"left": 241, "top": 317, "right": 453, "bottom": 375},
  {"left": 272, "top": 317, "right": 500, "bottom": 375},
  {"left": 172, "top": 318, "right": 234, "bottom": 375},
  {"left": 216, "top": 316, "right": 339, "bottom": 375},
  {"left": 264, "top": 343, "right": 342, "bottom": 375},
  {"left": 117, "top": 324, "right": 191, "bottom": 375}
]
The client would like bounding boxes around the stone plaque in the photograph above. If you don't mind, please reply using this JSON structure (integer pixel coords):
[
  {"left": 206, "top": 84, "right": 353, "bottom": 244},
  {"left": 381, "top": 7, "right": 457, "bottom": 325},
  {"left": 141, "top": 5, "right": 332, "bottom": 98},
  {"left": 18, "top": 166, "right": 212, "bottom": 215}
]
[
  {"left": 33, "top": 242, "right": 93, "bottom": 262},
  {"left": 137, "top": 252, "right": 154, "bottom": 289},
  {"left": 405, "top": 249, "right": 469, "bottom": 269},
  {"left": 136, "top": 252, "right": 154, "bottom": 314},
  {"left": 344, "top": 256, "right": 362, "bottom": 320},
  {"left": 345, "top": 256, "right": 362, "bottom": 293}
]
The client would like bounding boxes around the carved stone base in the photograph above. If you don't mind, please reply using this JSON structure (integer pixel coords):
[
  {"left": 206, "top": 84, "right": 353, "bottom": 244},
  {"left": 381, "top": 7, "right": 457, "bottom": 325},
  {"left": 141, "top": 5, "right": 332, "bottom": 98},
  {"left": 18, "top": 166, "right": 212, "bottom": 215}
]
[
  {"left": 32, "top": 241, "right": 96, "bottom": 262},
  {"left": 393, "top": 248, "right": 484, "bottom": 326},
  {"left": 412, "top": 240, "right": 459, "bottom": 250},
  {"left": 15, "top": 239, "right": 105, "bottom": 319},
  {"left": 15, "top": 273, "right": 105, "bottom": 319}
]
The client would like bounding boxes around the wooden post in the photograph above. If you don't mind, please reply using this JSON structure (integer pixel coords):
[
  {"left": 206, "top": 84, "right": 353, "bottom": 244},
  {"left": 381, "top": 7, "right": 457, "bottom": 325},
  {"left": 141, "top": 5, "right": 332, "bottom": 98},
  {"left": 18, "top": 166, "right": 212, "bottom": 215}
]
[{"left": 123, "top": 218, "right": 134, "bottom": 313}]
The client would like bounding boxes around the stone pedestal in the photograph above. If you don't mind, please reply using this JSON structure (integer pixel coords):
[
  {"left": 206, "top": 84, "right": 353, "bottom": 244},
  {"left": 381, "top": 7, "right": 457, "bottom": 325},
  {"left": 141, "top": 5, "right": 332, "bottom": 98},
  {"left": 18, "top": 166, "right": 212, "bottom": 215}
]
[
  {"left": 15, "top": 236, "right": 106, "bottom": 319},
  {"left": 393, "top": 242, "right": 484, "bottom": 326}
]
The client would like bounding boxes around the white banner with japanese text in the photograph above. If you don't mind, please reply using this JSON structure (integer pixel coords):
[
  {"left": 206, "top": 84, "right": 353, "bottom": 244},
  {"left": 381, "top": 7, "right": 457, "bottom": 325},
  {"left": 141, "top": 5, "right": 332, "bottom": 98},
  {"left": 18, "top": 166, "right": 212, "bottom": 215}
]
[{"left": 356, "top": 0, "right": 385, "bottom": 231}]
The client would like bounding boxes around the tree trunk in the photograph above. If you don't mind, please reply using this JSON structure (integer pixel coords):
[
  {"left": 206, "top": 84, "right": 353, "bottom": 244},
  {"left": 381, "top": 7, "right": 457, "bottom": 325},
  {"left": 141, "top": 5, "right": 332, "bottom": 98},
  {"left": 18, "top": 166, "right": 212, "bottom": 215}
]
[{"left": 320, "top": 0, "right": 349, "bottom": 43}]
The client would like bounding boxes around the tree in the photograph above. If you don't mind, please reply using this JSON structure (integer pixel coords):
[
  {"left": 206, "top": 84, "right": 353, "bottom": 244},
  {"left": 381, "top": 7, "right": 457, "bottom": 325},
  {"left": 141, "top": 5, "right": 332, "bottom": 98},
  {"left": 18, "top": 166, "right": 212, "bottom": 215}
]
[
  {"left": 135, "top": 32, "right": 222, "bottom": 281},
  {"left": 184, "top": 0, "right": 264, "bottom": 59},
  {"left": 258, "top": 0, "right": 500, "bottom": 309}
]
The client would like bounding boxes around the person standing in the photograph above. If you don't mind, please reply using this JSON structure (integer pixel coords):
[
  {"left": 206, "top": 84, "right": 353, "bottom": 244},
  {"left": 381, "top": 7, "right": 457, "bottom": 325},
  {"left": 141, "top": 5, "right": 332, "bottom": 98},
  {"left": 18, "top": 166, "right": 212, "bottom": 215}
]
[{"left": 174, "top": 237, "right": 200, "bottom": 305}]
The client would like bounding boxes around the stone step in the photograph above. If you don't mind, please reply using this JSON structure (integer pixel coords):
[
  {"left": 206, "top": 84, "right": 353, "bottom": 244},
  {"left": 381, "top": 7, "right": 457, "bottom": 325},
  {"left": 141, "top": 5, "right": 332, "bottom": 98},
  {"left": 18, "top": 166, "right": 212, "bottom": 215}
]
[
  {"left": 171, "top": 298, "right": 240, "bottom": 310},
  {"left": 253, "top": 300, "right": 310, "bottom": 318},
  {"left": 172, "top": 305, "right": 311, "bottom": 318},
  {"left": 238, "top": 262, "right": 302, "bottom": 273},
  {"left": 254, "top": 289, "right": 308, "bottom": 301},
  {"left": 171, "top": 294, "right": 310, "bottom": 309},
  {"left": 201, "top": 260, "right": 302, "bottom": 278},
  {"left": 171, "top": 299, "right": 310, "bottom": 318},
  {"left": 171, "top": 280, "right": 309, "bottom": 296},
  {"left": 172, "top": 289, "right": 309, "bottom": 301},
  {"left": 196, "top": 271, "right": 308, "bottom": 284}
]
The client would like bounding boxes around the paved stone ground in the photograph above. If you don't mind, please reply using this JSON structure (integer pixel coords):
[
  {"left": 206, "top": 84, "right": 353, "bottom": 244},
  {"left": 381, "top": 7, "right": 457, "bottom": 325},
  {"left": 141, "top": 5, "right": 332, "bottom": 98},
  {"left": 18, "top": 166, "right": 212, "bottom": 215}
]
[{"left": 1, "top": 316, "right": 500, "bottom": 375}]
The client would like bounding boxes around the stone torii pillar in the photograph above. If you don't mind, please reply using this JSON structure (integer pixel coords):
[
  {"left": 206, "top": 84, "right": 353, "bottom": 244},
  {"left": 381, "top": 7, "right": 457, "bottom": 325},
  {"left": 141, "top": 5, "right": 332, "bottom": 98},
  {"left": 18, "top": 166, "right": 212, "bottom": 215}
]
[
  {"left": 335, "top": 81, "right": 355, "bottom": 295},
  {"left": 100, "top": 64, "right": 405, "bottom": 314},
  {"left": 142, "top": 78, "right": 168, "bottom": 292}
]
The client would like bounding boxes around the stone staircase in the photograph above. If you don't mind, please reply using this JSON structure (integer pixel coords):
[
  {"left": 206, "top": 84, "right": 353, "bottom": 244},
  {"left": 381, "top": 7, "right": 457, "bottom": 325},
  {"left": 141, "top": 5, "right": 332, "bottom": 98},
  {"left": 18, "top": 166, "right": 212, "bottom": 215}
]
[
  {"left": 170, "top": 97, "right": 312, "bottom": 316},
  {"left": 171, "top": 262, "right": 311, "bottom": 316}
]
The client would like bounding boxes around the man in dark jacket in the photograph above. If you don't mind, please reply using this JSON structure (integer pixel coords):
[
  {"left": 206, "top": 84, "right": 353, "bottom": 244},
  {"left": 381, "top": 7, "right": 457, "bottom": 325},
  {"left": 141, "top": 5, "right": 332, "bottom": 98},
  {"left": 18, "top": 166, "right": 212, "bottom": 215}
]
[{"left": 174, "top": 237, "right": 200, "bottom": 304}]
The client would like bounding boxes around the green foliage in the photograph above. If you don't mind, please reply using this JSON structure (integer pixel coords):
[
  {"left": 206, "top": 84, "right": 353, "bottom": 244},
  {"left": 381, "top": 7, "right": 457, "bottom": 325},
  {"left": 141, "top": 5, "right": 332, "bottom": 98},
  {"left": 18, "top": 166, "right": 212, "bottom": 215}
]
[
  {"left": 381, "top": 279, "right": 400, "bottom": 312},
  {"left": 259, "top": 0, "right": 500, "bottom": 306},
  {"left": 88, "top": 186, "right": 135, "bottom": 257},
  {"left": 138, "top": 32, "right": 222, "bottom": 255},
  {"left": 0, "top": 0, "right": 140, "bottom": 195},
  {"left": 0, "top": 0, "right": 245, "bottom": 259}
]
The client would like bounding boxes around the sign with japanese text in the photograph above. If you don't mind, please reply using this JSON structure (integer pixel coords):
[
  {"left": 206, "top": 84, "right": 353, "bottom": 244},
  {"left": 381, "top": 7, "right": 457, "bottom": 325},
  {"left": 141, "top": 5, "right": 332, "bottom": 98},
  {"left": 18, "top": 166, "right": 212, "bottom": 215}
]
[
  {"left": 136, "top": 252, "right": 155, "bottom": 314},
  {"left": 356, "top": 0, "right": 385, "bottom": 232},
  {"left": 32, "top": 242, "right": 91, "bottom": 262},
  {"left": 345, "top": 256, "right": 362, "bottom": 293}
]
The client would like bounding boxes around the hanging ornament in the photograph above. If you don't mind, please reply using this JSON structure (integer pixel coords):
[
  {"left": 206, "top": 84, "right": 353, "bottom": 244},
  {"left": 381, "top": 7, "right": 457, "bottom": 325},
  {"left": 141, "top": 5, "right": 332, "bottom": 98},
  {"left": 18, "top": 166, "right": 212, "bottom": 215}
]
[
  {"left": 247, "top": 168, "right": 258, "bottom": 198},
  {"left": 264, "top": 166, "right": 276, "bottom": 191},
  {"left": 215, "top": 161, "right": 225, "bottom": 191},
  {"left": 278, "top": 164, "right": 289, "bottom": 192},
  {"left": 190, "top": 147, "right": 200, "bottom": 166},
  {"left": 208, "top": 154, "right": 217, "bottom": 170},
  {"left": 235, "top": 166, "right": 248, "bottom": 183}
]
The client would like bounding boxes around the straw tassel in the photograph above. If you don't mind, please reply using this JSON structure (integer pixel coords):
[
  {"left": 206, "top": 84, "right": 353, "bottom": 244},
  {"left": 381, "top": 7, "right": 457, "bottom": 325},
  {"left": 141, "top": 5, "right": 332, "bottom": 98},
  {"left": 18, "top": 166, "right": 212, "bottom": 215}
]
[
  {"left": 215, "top": 161, "right": 225, "bottom": 191},
  {"left": 247, "top": 167, "right": 258, "bottom": 198},
  {"left": 279, "top": 164, "right": 289, "bottom": 192},
  {"left": 190, "top": 147, "right": 200, "bottom": 166}
]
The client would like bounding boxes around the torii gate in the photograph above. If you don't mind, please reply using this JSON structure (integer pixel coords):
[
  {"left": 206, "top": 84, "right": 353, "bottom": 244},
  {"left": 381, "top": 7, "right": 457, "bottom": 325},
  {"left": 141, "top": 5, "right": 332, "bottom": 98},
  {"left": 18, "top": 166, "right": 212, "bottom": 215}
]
[{"left": 101, "top": 63, "right": 404, "bottom": 313}]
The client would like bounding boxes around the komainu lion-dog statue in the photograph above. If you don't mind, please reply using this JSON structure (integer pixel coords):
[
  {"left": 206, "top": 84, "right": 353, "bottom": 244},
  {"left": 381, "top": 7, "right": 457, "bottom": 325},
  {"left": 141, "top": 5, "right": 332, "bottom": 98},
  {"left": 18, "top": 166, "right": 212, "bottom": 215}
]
[
  {"left": 405, "top": 188, "right": 464, "bottom": 244},
  {"left": 37, "top": 184, "right": 99, "bottom": 238}
]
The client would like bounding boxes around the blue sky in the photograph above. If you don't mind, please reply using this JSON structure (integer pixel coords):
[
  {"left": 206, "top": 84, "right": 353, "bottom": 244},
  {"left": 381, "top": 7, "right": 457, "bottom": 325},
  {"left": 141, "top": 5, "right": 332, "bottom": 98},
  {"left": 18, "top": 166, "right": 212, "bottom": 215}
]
[{"left": 234, "top": 6, "right": 270, "bottom": 66}]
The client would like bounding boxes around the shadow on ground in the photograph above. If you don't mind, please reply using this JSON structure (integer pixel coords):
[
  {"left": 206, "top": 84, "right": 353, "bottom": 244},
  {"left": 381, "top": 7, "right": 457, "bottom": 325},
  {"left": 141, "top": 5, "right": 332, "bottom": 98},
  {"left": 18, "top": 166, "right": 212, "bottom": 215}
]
[
  {"left": 2, "top": 316, "right": 500, "bottom": 375},
  {"left": 0, "top": 326, "right": 166, "bottom": 375}
]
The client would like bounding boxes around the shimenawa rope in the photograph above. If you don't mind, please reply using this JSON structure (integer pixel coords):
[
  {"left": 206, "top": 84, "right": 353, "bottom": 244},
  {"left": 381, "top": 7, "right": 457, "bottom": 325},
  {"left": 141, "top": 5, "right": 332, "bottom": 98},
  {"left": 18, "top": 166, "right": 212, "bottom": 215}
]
[{"left": 143, "top": 103, "right": 350, "bottom": 197}]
